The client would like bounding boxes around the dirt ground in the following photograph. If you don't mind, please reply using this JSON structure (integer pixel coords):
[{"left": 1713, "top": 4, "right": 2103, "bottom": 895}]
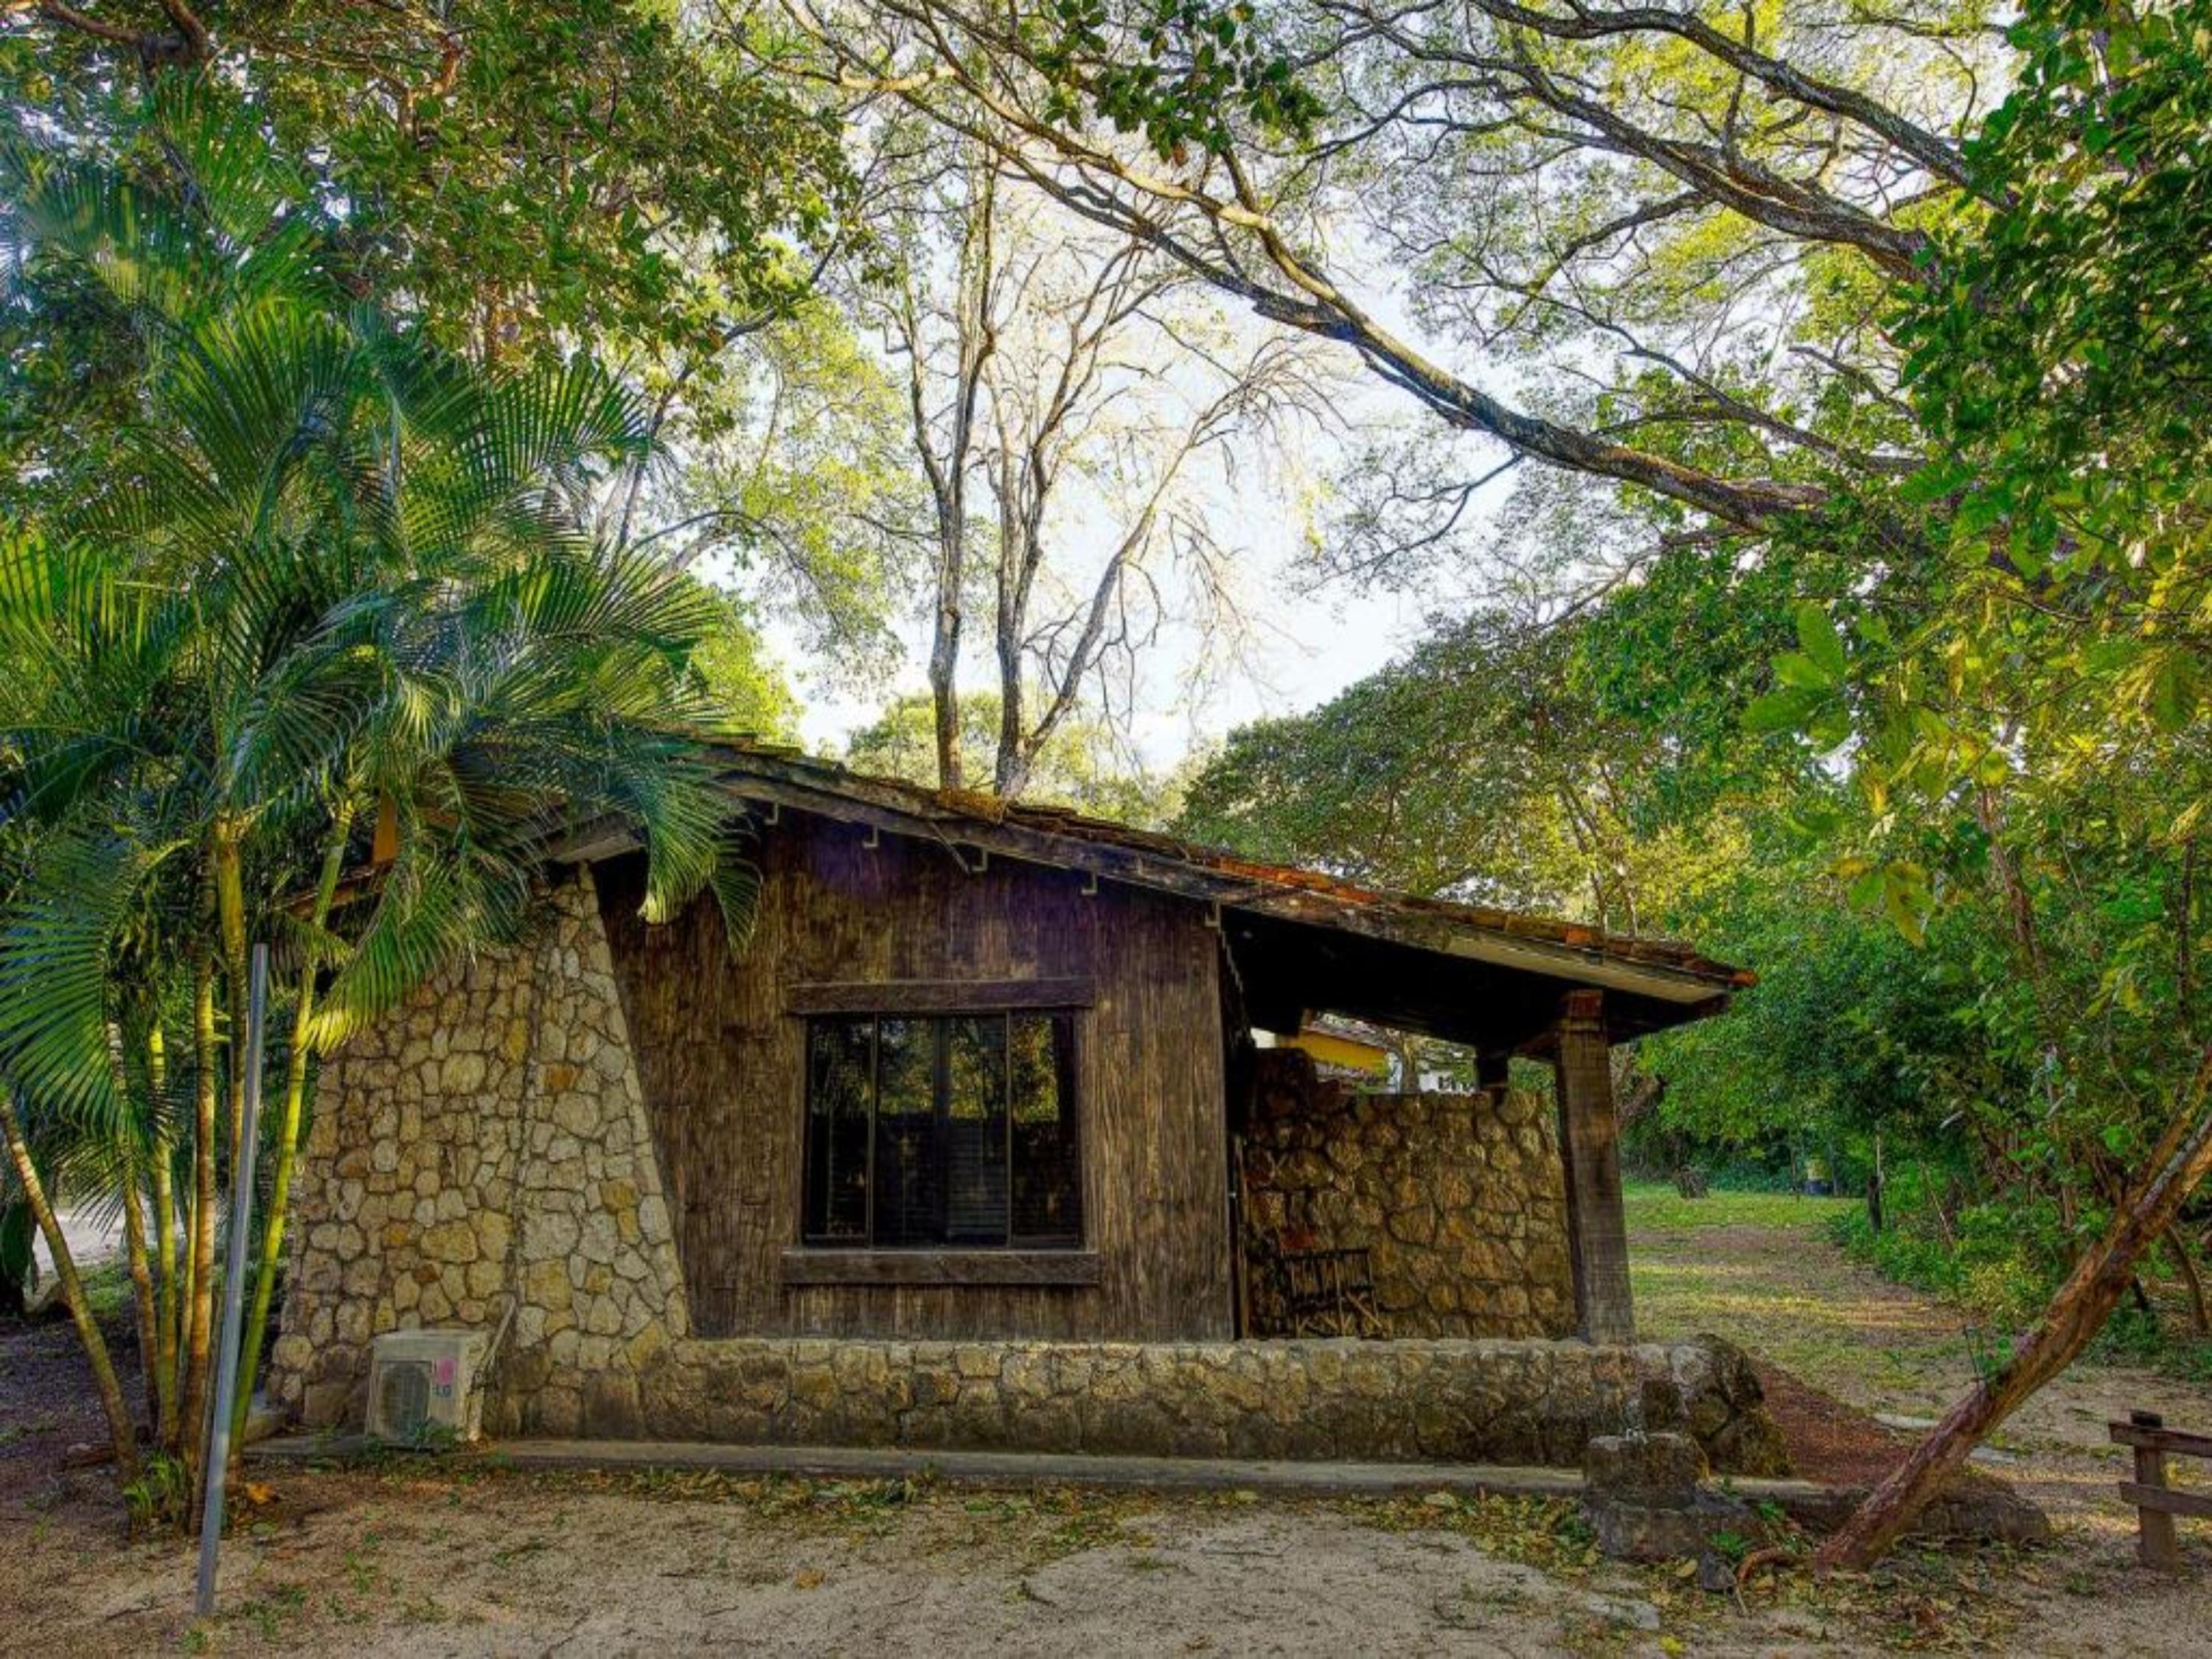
[{"left": 4, "top": 1188, "right": 2208, "bottom": 1655}]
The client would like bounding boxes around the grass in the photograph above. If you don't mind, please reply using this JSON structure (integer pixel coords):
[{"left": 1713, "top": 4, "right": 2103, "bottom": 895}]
[
  {"left": 1622, "top": 1179, "right": 1852, "bottom": 1235},
  {"left": 1625, "top": 1180, "right": 1989, "bottom": 1414},
  {"left": 67, "top": 1257, "right": 136, "bottom": 1320}
]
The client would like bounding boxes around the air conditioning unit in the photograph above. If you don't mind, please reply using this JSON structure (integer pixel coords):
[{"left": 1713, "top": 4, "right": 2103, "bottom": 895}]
[{"left": 366, "top": 1329, "right": 489, "bottom": 1445}]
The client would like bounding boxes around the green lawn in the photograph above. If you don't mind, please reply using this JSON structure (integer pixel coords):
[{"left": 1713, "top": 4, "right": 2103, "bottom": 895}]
[
  {"left": 1621, "top": 1178, "right": 1852, "bottom": 1236},
  {"left": 1624, "top": 1180, "right": 1987, "bottom": 1418}
]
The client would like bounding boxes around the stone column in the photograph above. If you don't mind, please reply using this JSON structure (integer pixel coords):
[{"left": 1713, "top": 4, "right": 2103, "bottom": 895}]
[{"left": 1552, "top": 988, "right": 1634, "bottom": 1343}]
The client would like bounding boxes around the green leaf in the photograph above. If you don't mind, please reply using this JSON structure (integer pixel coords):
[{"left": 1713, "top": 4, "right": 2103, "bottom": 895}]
[
  {"left": 1795, "top": 604, "right": 1848, "bottom": 678},
  {"left": 1745, "top": 687, "right": 1816, "bottom": 734},
  {"left": 1773, "top": 653, "right": 1835, "bottom": 692},
  {"left": 1882, "top": 862, "right": 1933, "bottom": 945},
  {"left": 2149, "top": 653, "right": 2201, "bottom": 732}
]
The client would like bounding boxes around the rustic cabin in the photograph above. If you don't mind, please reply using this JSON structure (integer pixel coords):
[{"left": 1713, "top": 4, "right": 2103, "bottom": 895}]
[{"left": 269, "top": 740, "right": 1790, "bottom": 1475}]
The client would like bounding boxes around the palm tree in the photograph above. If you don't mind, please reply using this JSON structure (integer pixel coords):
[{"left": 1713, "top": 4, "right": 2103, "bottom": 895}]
[{"left": 0, "top": 89, "right": 759, "bottom": 1506}]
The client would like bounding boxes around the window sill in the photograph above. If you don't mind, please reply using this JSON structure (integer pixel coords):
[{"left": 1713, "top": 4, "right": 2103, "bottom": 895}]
[{"left": 779, "top": 1248, "right": 1102, "bottom": 1288}]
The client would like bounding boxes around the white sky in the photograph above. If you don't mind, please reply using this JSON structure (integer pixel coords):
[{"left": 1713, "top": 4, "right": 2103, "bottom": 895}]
[
  {"left": 746, "top": 260, "right": 1515, "bottom": 771},
  {"left": 720, "top": 147, "right": 1548, "bottom": 774},
  {"left": 762, "top": 529, "right": 1441, "bottom": 771}
]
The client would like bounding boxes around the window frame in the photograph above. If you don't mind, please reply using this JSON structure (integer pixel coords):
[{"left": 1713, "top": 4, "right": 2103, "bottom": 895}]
[{"left": 793, "top": 992, "right": 1088, "bottom": 1254}]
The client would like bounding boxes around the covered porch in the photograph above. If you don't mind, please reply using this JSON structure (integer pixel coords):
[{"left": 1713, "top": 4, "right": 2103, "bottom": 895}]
[{"left": 1217, "top": 900, "right": 1745, "bottom": 1349}]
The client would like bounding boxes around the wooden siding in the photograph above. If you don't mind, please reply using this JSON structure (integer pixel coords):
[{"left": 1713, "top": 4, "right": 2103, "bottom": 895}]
[{"left": 593, "top": 814, "right": 1233, "bottom": 1340}]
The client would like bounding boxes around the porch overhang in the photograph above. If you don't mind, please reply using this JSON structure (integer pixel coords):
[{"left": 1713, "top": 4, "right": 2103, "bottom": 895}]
[{"left": 549, "top": 737, "right": 1750, "bottom": 1054}]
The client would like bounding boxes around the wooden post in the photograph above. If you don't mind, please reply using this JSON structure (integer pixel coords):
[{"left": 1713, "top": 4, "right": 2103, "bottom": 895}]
[
  {"left": 1553, "top": 989, "right": 1634, "bottom": 1344},
  {"left": 2128, "top": 1410, "right": 2182, "bottom": 1568}
]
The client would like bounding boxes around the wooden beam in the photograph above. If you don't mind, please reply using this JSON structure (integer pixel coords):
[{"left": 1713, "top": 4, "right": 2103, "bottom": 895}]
[
  {"left": 1553, "top": 988, "right": 1634, "bottom": 1343},
  {"left": 2119, "top": 1481, "right": 2212, "bottom": 1521},
  {"left": 777, "top": 1249, "right": 1103, "bottom": 1287},
  {"left": 546, "top": 757, "right": 1742, "bottom": 1041},
  {"left": 2110, "top": 1419, "right": 2212, "bottom": 1459},
  {"left": 783, "top": 978, "right": 1095, "bottom": 1016}
]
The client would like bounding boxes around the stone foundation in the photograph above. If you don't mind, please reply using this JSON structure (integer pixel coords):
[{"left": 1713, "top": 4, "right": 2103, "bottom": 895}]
[
  {"left": 549, "top": 1331, "right": 1787, "bottom": 1473},
  {"left": 1239, "top": 1053, "right": 1576, "bottom": 1338}
]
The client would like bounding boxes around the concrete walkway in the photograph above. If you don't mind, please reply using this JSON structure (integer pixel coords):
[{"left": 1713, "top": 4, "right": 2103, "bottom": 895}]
[
  {"left": 27, "top": 1204, "right": 123, "bottom": 1281},
  {"left": 248, "top": 1433, "right": 1864, "bottom": 1518},
  {"left": 252, "top": 1433, "right": 1587, "bottom": 1497}
]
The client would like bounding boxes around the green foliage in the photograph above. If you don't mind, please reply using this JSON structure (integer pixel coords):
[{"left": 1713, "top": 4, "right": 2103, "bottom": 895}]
[
  {"left": 1037, "top": 0, "right": 1323, "bottom": 158},
  {"left": 649, "top": 302, "right": 915, "bottom": 670},
  {"left": 1902, "top": 1, "right": 2212, "bottom": 594},
  {"left": 2090, "top": 1305, "right": 2212, "bottom": 1383},
  {"left": 1826, "top": 1164, "right": 2063, "bottom": 1331},
  {"left": 688, "top": 588, "right": 801, "bottom": 742},
  {"left": 1640, "top": 855, "right": 2004, "bottom": 1155},
  {"left": 0, "top": 97, "right": 765, "bottom": 1025},
  {"left": 0, "top": 96, "right": 778, "bottom": 1472},
  {"left": 1178, "top": 611, "right": 1753, "bottom": 928},
  {"left": 2, "top": 4, "right": 849, "bottom": 372},
  {"left": 0, "top": 1194, "right": 32, "bottom": 1312},
  {"left": 122, "top": 1450, "right": 192, "bottom": 1534}
]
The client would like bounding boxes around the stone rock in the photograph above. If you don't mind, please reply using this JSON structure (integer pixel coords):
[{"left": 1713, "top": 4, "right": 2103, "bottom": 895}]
[
  {"left": 1585, "top": 1430, "right": 1708, "bottom": 1509},
  {"left": 524, "top": 1258, "right": 572, "bottom": 1312},
  {"left": 523, "top": 1211, "right": 580, "bottom": 1260},
  {"left": 441, "top": 1052, "right": 487, "bottom": 1095},
  {"left": 1695, "top": 1553, "right": 1739, "bottom": 1595},
  {"left": 1780, "top": 1474, "right": 2052, "bottom": 1548},
  {"left": 1912, "top": 1478, "right": 2053, "bottom": 1548},
  {"left": 420, "top": 1220, "right": 479, "bottom": 1265},
  {"left": 1239, "top": 1055, "right": 1574, "bottom": 1340}
]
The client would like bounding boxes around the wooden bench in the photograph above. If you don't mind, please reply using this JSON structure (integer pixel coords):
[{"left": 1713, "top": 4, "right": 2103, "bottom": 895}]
[{"left": 2110, "top": 1410, "right": 2212, "bottom": 1568}]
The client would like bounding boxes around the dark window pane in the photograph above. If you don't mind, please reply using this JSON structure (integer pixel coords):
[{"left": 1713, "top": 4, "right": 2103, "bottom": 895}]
[
  {"left": 872, "top": 1016, "right": 939, "bottom": 1245},
  {"left": 944, "top": 1016, "right": 1009, "bottom": 1242},
  {"left": 804, "top": 1007, "right": 1082, "bottom": 1252},
  {"left": 803, "top": 1018, "right": 871, "bottom": 1241},
  {"left": 1009, "top": 1012, "right": 1081, "bottom": 1244}
]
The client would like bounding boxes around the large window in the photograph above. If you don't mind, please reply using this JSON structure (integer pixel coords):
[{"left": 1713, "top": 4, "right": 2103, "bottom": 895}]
[{"left": 802, "top": 1011, "right": 1082, "bottom": 1248}]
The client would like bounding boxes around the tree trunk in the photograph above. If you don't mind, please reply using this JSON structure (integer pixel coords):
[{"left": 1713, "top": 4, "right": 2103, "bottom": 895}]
[
  {"left": 176, "top": 953, "right": 220, "bottom": 1489},
  {"left": 229, "top": 808, "right": 352, "bottom": 1448},
  {"left": 119, "top": 1152, "right": 161, "bottom": 1436},
  {"left": 1, "top": 1090, "right": 141, "bottom": 1482},
  {"left": 2168, "top": 1223, "right": 2211, "bottom": 1338},
  {"left": 148, "top": 1027, "right": 181, "bottom": 1449},
  {"left": 1868, "top": 1130, "right": 1887, "bottom": 1234},
  {"left": 929, "top": 655, "right": 963, "bottom": 791},
  {"left": 108, "top": 1031, "right": 162, "bottom": 1436},
  {"left": 1816, "top": 1043, "right": 2212, "bottom": 1569}
]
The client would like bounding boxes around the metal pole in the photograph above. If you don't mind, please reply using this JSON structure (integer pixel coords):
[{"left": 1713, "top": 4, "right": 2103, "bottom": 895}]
[{"left": 195, "top": 942, "right": 268, "bottom": 1618}]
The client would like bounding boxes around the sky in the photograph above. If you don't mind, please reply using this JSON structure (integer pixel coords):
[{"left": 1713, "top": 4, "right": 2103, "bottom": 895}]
[
  {"left": 742, "top": 206, "right": 1518, "bottom": 776},
  {"left": 766, "top": 526, "right": 1436, "bottom": 772}
]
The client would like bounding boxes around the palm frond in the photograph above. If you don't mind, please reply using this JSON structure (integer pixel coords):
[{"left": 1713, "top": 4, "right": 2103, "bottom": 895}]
[{"left": 0, "top": 828, "right": 167, "bottom": 1136}]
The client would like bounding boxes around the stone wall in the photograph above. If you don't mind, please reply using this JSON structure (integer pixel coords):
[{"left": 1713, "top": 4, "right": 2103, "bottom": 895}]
[
  {"left": 268, "top": 866, "right": 690, "bottom": 1430},
  {"left": 1239, "top": 1051, "right": 1576, "bottom": 1339},
  {"left": 615, "top": 1332, "right": 1787, "bottom": 1474}
]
